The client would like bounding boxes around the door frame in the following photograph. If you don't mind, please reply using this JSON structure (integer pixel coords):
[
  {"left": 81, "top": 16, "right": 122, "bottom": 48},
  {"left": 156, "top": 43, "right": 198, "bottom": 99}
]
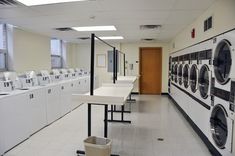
[{"left": 139, "top": 47, "right": 162, "bottom": 94}]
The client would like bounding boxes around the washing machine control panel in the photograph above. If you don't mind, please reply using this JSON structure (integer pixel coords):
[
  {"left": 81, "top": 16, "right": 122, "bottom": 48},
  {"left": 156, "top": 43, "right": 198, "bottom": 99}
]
[{"left": 229, "top": 81, "right": 235, "bottom": 112}]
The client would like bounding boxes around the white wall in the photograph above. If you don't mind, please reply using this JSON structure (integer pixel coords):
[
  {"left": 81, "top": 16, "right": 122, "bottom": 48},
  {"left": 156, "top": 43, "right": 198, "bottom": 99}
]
[
  {"left": 120, "top": 42, "right": 170, "bottom": 92},
  {"left": 67, "top": 43, "right": 121, "bottom": 87},
  {"left": 170, "top": 0, "right": 235, "bottom": 52},
  {"left": 69, "top": 42, "right": 170, "bottom": 93},
  {"left": 9, "top": 28, "right": 51, "bottom": 72}
]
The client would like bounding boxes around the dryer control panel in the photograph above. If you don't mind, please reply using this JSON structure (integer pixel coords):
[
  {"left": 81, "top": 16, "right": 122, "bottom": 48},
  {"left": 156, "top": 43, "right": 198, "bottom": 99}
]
[{"left": 229, "top": 81, "right": 235, "bottom": 112}]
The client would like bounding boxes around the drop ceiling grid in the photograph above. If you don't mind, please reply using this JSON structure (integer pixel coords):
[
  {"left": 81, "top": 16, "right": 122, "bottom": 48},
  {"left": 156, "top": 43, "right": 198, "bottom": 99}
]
[{"left": 0, "top": 0, "right": 217, "bottom": 42}]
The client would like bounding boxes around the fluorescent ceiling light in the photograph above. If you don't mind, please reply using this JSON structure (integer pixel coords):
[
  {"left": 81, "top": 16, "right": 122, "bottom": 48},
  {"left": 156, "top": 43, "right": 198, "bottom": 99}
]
[
  {"left": 98, "top": 36, "right": 124, "bottom": 40},
  {"left": 16, "top": 0, "right": 87, "bottom": 6},
  {"left": 72, "top": 26, "right": 116, "bottom": 31}
]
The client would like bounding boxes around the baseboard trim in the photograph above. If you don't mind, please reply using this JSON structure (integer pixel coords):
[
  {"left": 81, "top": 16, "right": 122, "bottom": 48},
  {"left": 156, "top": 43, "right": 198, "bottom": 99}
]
[
  {"left": 161, "top": 92, "right": 169, "bottom": 95},
  {"left": 168, "top": 95, "right": 222, "bottom": 156},
  {"left": 131, "top": 92, "right": 139, "bottom": 95}
]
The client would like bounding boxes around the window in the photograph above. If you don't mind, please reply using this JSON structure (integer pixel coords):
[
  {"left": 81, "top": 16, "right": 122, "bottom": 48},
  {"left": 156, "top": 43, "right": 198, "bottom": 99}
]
[
  {"left": 51, "top": 39, "right": 62, "bottom": 68},
  {"left": 204, "top": 16, "right": 213, "bottom": 32},
  {"left": 0, "top": 24, "right": 7, "bottom": 71}
]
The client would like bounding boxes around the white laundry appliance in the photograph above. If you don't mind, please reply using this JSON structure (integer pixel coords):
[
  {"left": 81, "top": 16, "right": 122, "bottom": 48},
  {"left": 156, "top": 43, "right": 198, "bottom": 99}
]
[
  {"left": 68, "top": 68, "right": 77, "bottom": 79},
  {"left": 189, "top": 52, "right": 199, "bottom": 95},
  {"left": 59, "top": 69, "right": 70, "bottom": 80},
  {"left": 209, "top": 79, "right": 235, "bottom": 156},
  {"left": 178, "top": 55, "right": 184, "bottom": 86},
  {"left": 208, "top": 30, "right": 235, "bottom": 156},
  {"left": 50, "top": 69, "right": 62, "bottom": 82},
  {"left": 182, "top": 53, "right": 190, "bottom": 90},
  {"left": 18, "top": 71, "right": 38, "bottom": 89},
  {"left": 37, "top": 70, "right": 51, "bottom": 86}
]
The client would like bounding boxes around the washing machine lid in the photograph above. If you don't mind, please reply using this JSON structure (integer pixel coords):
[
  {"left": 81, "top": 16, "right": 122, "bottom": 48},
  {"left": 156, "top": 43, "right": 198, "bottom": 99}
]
[
  {"left": 210, "top": 104, "right": 228, "bottom": 149},
  {"left": 183, "top": 64, "right": 189, "bottom": 88},
  {"left": 213, "top": 40, "right": 232, "bottom": 85},
  {"left": 178, "top": 64, "right": 183, "bottom": 85},
  {"left": 199, "top": 65, "right": 210, "bottom": 99},
  {"left": 190, "top": 64, "right": 198, "bottom": 92}
]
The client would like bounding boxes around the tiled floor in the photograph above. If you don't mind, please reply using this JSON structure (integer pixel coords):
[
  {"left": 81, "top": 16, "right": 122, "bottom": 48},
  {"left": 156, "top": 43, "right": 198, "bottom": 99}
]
[{"left": 5, "top": 95, "right": 212, "bottom": 156}]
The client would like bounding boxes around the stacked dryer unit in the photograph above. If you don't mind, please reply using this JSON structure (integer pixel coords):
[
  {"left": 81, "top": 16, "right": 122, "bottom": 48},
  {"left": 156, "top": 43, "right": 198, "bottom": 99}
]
[
  {"left": 209, "top": 30, "right": 235, "bottom": 156},
  {"left": 168, "top": 56, "right": 172, "bottom": 94},
  {"left": 178, "top": 55, "right": 184, "bottom": 86}
]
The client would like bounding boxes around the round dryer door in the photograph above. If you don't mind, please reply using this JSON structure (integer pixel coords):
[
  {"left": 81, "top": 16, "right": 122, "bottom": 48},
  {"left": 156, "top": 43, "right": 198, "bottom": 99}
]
[
  {"left": 199, "top": 65, "right": 210, "bottom": 99},
  {"left": 214, "top": 40, "right": 232, "bottom": 84},
  {"left": 210, "top": 105, "right": 228, "bottom": 149},
  {"left": 178, "top": 64, "right": 183, "bottom": 85},
  {"left": 174, "top": 64, "right": 178, "bottom": 83},
  {"left": 183, "top": 64, "right": 189, "bottom": 88},
  {"left": 190, "top": 64, "right": 198, "bottom": 93},
  {"left": 171, "top": 64, "right": 174, "bottom": 81}
]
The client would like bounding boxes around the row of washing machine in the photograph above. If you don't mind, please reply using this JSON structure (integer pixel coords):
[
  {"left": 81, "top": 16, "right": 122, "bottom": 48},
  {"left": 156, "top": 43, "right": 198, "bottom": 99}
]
[{"left": 169, "top": 29, "right": 235, "bottom": 156}]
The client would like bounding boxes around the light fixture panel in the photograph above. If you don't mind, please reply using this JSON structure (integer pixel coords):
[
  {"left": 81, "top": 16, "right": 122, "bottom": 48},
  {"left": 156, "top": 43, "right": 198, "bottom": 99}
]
[
  {"left": 16, "top": 0, "right": 87, "bottom": 6},
  {"left": 98, "top": 36, "right": 124, "bottom": 40},
  {"left": 72, "top": 26, "right": 116, "bottom": 31}
]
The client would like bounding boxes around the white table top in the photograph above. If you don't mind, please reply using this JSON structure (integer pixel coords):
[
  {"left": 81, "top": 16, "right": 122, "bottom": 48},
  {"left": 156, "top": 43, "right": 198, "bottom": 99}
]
[
  {"left": 72, "top": 85, "right": 133, "bottom": 105},
  {"left": 116, "top": 76, "right": 138, "bottom": 84}
]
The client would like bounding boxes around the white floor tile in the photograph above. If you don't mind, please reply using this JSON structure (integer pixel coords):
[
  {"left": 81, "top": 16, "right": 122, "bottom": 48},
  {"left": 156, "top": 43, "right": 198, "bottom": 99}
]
[{"left": 4, "top": 95, "right": 211, "bottom": 156}]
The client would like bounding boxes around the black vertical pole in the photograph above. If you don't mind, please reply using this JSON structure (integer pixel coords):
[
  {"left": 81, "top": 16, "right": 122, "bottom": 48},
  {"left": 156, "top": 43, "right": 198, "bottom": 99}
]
[
  {"left": 124, "top": 54, "right": 126, "bottom": 76},
  {"left": 113, "top": 47, "right": 116, "bottom": 84},
  {"left": 112, "top": 48, "right": 116, "bottom": 111},
  {"left": 88, "top": 33, "right": 95, "bottom": 137},
  {"left": 104, "top": 105, "right": 108, "bottom": 138},
  {"left": 115, "top": 50, "right": 118, "bottom": 80}
]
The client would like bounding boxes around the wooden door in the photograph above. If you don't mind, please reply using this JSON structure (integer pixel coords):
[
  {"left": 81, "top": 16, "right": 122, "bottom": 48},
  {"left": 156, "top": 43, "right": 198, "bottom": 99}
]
[{"left": 139, "top": 47, "right": 162, "bottom": 94}]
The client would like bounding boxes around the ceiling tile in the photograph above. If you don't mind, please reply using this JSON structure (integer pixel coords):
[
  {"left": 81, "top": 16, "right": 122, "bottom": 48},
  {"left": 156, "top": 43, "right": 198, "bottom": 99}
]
[{"left": 173, "top": 0, "right": 216, "bottom": 10}]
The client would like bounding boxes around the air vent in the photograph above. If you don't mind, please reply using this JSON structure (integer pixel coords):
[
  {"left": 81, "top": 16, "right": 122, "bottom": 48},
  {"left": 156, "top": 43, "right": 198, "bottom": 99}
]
[
  {"left": 140, "top": 25, "right": 162, "bottom": 30},
  {"left": 77, "top": 37, "right": 90, "bottom": 40},
  {"left": 0, "top": 0, "right": 20, "bottom": 6},
  {"left": 54, "top": 27, "right": 73, "bottom": 31},
  {"left": 141, "top": 38, "right": 156, "bottom": 42}
]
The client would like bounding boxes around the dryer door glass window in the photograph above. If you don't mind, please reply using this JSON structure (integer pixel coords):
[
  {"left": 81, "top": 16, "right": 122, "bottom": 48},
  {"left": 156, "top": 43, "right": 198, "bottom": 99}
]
[
  {"left": 214, "top": 40, "right": 232, "bottom": 84},
  {"left": 190, "top": 65, "right": 197, "bottom": 93},
  {"left": 210, "top": 105, "right": 228, "bottom": 149},
  {"left": 174, "top": 64, "right": 178, "bottom": 83},
  {"left": 171, "top": 65, "right": 174, "bottom": 81},
  {"left": 183, "top": 64, "right": 189, "bottom": 88},
  {"left": 178, "top": 64, "right": 183, "bottom": 85},
  {"left": 199, "top": 65, "right": 210, "bottom": 99}
]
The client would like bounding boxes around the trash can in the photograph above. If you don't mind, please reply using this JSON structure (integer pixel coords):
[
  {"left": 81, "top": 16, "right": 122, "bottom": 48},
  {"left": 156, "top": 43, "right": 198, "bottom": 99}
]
[{"left": 84, "top": 136, "right": 112, "bottom": 156}]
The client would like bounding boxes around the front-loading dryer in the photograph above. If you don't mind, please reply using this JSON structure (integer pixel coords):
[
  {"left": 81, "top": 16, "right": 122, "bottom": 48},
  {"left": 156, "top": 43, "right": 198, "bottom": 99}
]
[
  {"left": 189, "top": 52, "right": 199, "bottom": 95},
  {"left": 178, "top": 55, "right": 184, "bottom": 86},
  {"left": 209, "top": 75, "right": 235, "bottom": 156},
  {"left": 174, "top": 60, "right": 179, "bottom": 85},
  {"left": 212, "top": 30, "right": 235, "bottom": 92},
  {"left": 183, "top": 54, "right": 190, "bottom": 91},
  {"left": 196, "top": 48, "right": 213, "bottom": 107},
  {"left": 209, "top": 96, "right": 234, "bottom": 156}
]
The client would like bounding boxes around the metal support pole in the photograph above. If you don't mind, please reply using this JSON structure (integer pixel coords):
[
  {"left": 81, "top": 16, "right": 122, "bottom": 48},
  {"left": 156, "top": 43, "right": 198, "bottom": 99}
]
[
  {"left": 113, "top": 47, "right": 116, "bottom": 84},
  {"left": 88, "top": 33, "right": 95, "bottom": 137},
  {"left": 104, "top": 105, "right": 108, "bottom": 138},
  {"left": 121, "top": 105, "right": 124, "bottom": 121},
  {"left": 111, "top": 105, "right": 113, "bottom": 120},
  {"left": 88, "top": 104, "right": 91, "bottom": 136},
  {"left": 115, "top": 50, "right": 118, "bottom": 81},
  {"left": 124, "top": 54, "right": 126, "bottom": 76}
]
